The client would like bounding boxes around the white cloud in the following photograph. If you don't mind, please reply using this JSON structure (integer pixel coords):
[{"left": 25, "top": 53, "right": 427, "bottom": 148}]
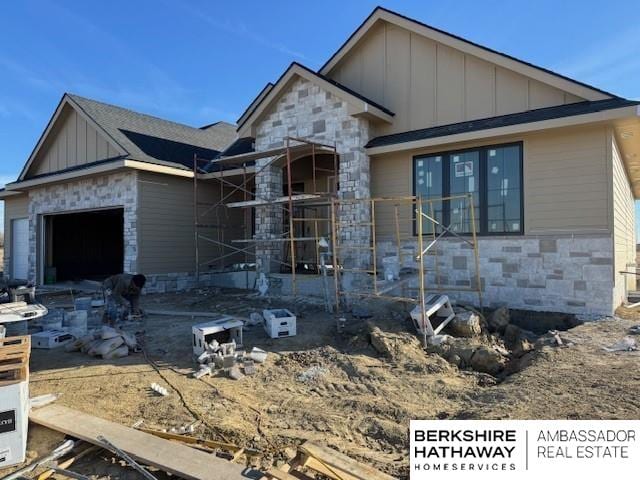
[{"left": 176, "top": 2, "right": 307, "bottom": 60}]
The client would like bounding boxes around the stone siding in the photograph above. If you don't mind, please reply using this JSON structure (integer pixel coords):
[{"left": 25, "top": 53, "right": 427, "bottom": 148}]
[
  {"left": 26, "top": 171, "right": 138, "bottom": 282},
  {"left": 376, "top": 234, "right": 615, "bottom": 315},
  {"left": 254, "top": 77, "right": 372, "bottom": 275}
]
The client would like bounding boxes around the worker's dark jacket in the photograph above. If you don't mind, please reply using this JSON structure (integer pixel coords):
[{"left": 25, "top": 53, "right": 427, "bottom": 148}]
[{"left": 102, "top": 274, "right": 141, "bottom": 311}]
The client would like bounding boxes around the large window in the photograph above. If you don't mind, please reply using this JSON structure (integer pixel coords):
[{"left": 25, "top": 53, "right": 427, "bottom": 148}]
[{"left": 413, "top": 143, "right": 522, "bottom": 235}]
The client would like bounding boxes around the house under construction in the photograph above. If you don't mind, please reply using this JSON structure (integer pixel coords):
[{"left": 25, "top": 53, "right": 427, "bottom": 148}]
[{"left": 2, "top": 7, "right": 640, "bottom": 317}]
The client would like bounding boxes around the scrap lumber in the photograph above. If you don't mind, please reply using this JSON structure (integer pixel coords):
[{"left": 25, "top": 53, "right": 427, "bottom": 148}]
[
  {"left": 37, "top": 444, "right": 99, "bottom": 480},
  {"left": 298, "top": 442, "right": 396, "bottom": 480},
  {"left": 264, "top": 469, "right": 308, "bottom": 480},
  {"left": 30, "top": 404, "right": 258, "bottom": 480},
  {"left": 138, "top": 427, "right": 245, "bottom": 454}
]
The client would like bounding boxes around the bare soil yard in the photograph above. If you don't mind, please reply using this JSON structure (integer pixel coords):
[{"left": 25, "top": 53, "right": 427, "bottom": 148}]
[{"left": 19, "top": 289, "right": 640, "bottom": 479}]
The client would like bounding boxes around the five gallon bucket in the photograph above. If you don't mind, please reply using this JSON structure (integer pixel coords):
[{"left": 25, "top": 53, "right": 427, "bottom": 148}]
[
  {"left": 39, "top": 309, "right": 64, "bottom": 331},
  {"left": 64, "top": 310, "right": 88, "bottom": 338}
]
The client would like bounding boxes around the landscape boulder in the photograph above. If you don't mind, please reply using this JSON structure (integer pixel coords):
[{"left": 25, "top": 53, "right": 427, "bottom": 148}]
[
  {"left": 448, "top": 310, "right": 482, "bottom": 337},
  {"left": 470, "top": 346, "right": 507, "bottom": 375},
  {"left": 503, "top": 324, "right": 537, "bottom": 357},
  {"left": 487, "top": 306, "right": 510, "bottom": 333}
]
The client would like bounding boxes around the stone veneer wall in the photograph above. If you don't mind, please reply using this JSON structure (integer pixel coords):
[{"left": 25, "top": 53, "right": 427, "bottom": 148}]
[
  {"left": 253, "top": 77, "right": 372, "bottom": 276},
  {"left": 27, "top": 171, "right": 138, "bottom": 282},
  {"left": 376, "top": 234, "right": 615, "bottom": 315}
]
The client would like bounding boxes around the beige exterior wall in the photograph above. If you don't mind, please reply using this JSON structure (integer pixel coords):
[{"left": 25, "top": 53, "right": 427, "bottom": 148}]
[
  {"left": 28, "top": 104, "right": 120, "bottom": 178},
  {"left": 2, "top": 194, "right": 30, "bottom": 274},
  {"left": 136, "top": 171, "right": 245, "bottom": 275},
  {"left": 370, "top": 124, "right": 611, "bottom": 238},
  {"left": 328, "top": 21, "right": 586, "bottom": 136},
  {"left": 611, "top": 134, "right": 636, "bottom": 305}
]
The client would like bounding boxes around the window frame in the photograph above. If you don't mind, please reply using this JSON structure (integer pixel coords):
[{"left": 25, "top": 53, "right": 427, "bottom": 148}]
[{"left": 412, "top": 141, "right": 524, "bottom": 236}]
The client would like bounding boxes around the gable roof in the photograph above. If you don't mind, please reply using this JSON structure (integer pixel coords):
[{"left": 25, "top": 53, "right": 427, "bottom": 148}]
[
  {"left": 236, "top": 83, "right": 274, "bottom": 127},
  {"left": 236, "top": 62, "right": 394, "bottom": 134},
  {"left": 199, "top": 120, "right": 238, "bottom": 142},
  {"left": 320, "top": 6, "right": 616, "bottom": 102},
  {"left": 366, "top": 98, "right": 640, "bottom": 152},
  {"left": 19, "top": 94, "right": 237, "bottom": 180}
]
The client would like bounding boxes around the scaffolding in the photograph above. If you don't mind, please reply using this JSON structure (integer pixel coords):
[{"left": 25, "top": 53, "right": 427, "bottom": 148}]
[
  {"left": 193, "top": 141, "right": 483, "bottom": 338},
  {"left": 192, "top": 137, "right": 338, "bottom": 293},
  {"left": 330, "top": 194, "right": 483, "bottom": 342}
]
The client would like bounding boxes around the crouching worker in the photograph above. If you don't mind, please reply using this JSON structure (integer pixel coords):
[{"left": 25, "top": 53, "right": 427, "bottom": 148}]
[{"left": 102, "top": 273, "right": 146, "bottom": 325}]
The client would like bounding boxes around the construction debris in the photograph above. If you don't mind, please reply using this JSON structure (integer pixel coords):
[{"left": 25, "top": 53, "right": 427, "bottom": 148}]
[
  {"left": 191, "top": 331, "right": 268, "bottom": 380},
  {"left": 150, "top": 383, "right": 169, "bottom": 396},
  {"left": 30, "top": 404, "right": 256, "bottom": 480},
  {"left": 0, "top": 440, "right": 75, "bottom": 480},
  {"left": 65, "top": 325, "right": 139, "bottom": 359},
  {"left": 263, "top": 441, "right": 397, "bottom": 480},
  {"left": 296, "top": 366, "right": 328, "bottom": 383},
  {"left": 603, "top": 336, "right": 638, "bottom": 352},
  {"left": 97, "top": 435, "right": 158, "bottom": 480}
]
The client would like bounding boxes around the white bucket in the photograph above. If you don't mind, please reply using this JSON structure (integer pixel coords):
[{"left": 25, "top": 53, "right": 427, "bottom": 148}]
[
  {"left": 40, "top": 309, "right": 64, "bottom": 331},
  {"left": 65, "top": 310, "right": 88, "bottom": 338},
  {"left": 382, "top": 256, "right": 400, "bottom": 281}
]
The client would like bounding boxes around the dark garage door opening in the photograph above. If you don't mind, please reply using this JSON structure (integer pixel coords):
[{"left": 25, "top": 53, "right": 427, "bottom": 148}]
[{"left": 46, "top": 208, "right": 124, "bottom": 282}]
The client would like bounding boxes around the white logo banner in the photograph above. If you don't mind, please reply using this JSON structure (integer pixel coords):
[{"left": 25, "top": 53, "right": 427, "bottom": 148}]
[{"left": 410, "top": 420, "right": 640, "bottom": 478}]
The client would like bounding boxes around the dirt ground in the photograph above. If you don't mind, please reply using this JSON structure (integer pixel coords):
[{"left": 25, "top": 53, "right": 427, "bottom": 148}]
[{"left": 14, "top": 288, "right": 640, "bottom": 479}]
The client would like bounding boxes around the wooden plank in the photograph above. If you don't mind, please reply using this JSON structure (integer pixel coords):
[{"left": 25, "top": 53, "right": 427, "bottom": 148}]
[
  {"left": 300, "top": 442, "right": 396, "bottom": 480},
  {"left": 227, "top": 194, "right": 321, "bottom": 208},
  {"left": 138, "top": 427, "right": 242, "bottom": 453},
  {"left": 264, "top": 468, "right": 305, "bottom": 480},
  {"left": 30, "top": 405, "right": 257, "bottom": 480}
]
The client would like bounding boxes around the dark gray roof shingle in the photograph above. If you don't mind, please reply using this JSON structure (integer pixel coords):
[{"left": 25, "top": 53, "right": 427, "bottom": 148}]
[
  {"left": 68, "top": 94, "right": 237, "bottom": 169},
  {"left": 365, "top": 98, "right": 639, "bottom": 149}
]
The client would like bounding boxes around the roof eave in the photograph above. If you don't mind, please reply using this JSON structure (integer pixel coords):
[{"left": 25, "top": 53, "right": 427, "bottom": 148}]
[{"left": 366, "top": 105, "right": 640, "bottom": 155}]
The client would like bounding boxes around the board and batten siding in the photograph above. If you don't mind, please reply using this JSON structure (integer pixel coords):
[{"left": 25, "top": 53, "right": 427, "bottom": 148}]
[
  {"left": 611, "top": 134, "right": 636, "bottom": 305},
  {"left": 328, "top": 21, "right": 585, "bottom": 137},
  {"left": 2, "top": 194, "right": 30, "bottom": 275},
  {"left": 136, "top": 171, "right": 245, "bottom": 275},
  {"left": 370, "top": 125, "right": 611, "bottom": 238},
  {"left": 29, "top": 104, "right": 120, "bottom": 178}
]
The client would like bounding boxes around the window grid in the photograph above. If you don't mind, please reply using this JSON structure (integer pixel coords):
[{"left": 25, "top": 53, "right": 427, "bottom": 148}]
[{"left": 413, "top": 142, "right": 523, "bottom": 236}]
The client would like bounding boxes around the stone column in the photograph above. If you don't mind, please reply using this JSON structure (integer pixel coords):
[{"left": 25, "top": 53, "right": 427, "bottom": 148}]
[
  {"left": 254, "top": 157, "right": 283, "bottom": 275},
  {"left": 336, "top": 118, "right": 372, "bottom": 294}
]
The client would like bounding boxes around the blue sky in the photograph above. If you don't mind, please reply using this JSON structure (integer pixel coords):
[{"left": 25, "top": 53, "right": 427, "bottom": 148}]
[{"left": 1, "top": 0, "right": 639, "bottom": 233}]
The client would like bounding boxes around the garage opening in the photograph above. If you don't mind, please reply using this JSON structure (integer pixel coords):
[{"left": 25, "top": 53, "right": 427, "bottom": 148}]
[{"left": 45, "top": 208, "right": 124, "bottom": 282}]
